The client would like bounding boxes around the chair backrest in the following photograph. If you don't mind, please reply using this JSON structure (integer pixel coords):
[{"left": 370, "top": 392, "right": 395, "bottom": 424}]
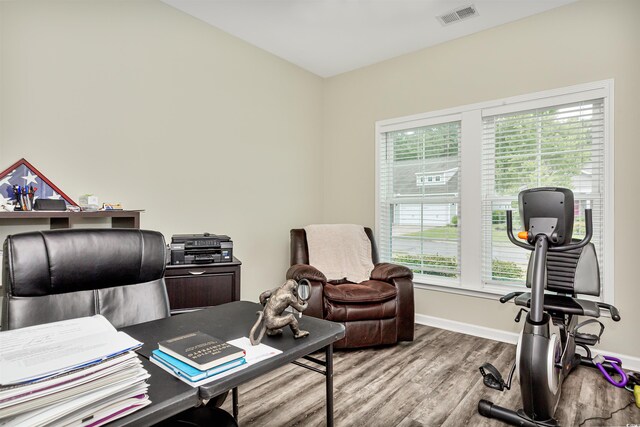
[
  {"left": 525, "top": 241, "right": 600, "bottom": 296},
  {"left": 290, "top": 227, "right": 379, "bottom": 266},
  {"left": 1, "top": 228, "right": 170, "bottom": 330}
]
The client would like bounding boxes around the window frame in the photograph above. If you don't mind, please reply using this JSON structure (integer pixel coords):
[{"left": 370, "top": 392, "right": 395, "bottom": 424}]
[{"left": 375, "top": 79, "right": 614, "bottom": 304}]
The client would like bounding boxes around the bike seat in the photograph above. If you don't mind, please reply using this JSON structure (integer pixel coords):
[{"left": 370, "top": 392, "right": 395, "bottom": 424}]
[{"left": 514, "top": 292, "right": 600, "bottom": 317}]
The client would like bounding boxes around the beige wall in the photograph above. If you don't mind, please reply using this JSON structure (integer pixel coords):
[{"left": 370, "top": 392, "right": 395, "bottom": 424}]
[
  {"left": 0, "top": 0, "right": 324, "bottom": 300},
  {"left": 322, "top": 0, "right": 640, "bottom": 357},
  {"left": 2, "top": 0, "right": 638, "bottom": 357}
]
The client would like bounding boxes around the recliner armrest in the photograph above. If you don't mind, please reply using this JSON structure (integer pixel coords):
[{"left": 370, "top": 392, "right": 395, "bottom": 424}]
[
  {"left": 370, "top": 263, "right": 413, "bottom": 281},
  {"left": 286, "top": 264, "right": 327, "bottom": 284}
]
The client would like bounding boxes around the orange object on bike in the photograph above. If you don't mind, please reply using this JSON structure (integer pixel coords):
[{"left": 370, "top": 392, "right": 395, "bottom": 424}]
[{"left": 517, "top": 231, "right": 529, "bottom": 240}]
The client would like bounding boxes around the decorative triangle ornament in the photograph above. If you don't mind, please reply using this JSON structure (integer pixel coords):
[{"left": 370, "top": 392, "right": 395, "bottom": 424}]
[{"left": 0, "top": 158, "right": 77, "bottom": 208}]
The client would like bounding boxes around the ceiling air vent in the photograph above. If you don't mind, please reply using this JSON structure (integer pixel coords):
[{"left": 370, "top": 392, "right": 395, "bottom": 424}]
[{"left": 437, "top": 4, "right": 479, "bottom": 26}]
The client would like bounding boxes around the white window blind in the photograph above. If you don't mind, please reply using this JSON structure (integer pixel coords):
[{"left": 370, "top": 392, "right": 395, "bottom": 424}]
[
  {"left": 481, "top": 98, "right": 605, "bottom": 288},
  {"left": 378, "top": 121, "right": 462, "bottom": 284}
]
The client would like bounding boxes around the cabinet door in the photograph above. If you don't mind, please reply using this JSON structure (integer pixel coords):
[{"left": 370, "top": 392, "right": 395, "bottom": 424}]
[{"left": 165, "top": 273, "right": 235, "bottom": 311}]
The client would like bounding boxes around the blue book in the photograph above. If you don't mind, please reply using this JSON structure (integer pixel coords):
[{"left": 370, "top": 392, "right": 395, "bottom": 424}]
[{"left": 151, "top": 349, "right": 246, "bottom": 382}]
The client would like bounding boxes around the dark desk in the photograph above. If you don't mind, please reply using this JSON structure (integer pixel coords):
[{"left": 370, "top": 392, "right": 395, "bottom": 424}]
[
  {"left": 164, "top": 259, "right": 242, "bottom": 313},
  {"left": 119, "top": 301, "right": 345, "bottom": 426}
]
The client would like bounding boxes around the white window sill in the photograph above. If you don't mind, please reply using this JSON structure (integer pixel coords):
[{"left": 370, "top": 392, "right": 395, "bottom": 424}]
[
  {"left": 413, "top": 281, "right": 507, "bottom": 301},
  {"left": 413, "top": 281, "right": 614, "bottom": 319}
]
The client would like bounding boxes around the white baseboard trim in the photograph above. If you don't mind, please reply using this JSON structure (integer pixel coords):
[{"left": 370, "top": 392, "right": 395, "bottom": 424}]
[{"left": 415, "top": 313, "right": 640, "bottom": 372}]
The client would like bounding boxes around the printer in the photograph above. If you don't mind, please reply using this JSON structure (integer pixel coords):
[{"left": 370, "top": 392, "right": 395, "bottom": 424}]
[{"left": 170, "top": 233, "right": 233, "bottom": 265}]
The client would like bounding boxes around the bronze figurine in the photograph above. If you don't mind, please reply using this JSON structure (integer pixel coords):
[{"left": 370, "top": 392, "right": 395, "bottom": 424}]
[{"left": 249, "top": 279, "right": 309, "bottom": 345}]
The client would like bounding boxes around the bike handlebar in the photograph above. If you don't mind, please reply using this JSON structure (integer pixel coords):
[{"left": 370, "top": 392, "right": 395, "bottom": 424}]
[
  {"left": 506, "top": 208, "right": 593, "bottom": 252},
  {"left": 499, "top": 292, "right": 524, "bottom": 304},
  {"left": 597, "top": 302, "right": 621, "bottom": 322},
  {"left": 506, "top": 211, "right": 532, "bottom": 251}
]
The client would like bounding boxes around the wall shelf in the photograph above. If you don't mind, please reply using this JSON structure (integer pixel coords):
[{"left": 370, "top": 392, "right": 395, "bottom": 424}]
[{"left": 0, "top": 210, "right": 143, "bottom": 229}]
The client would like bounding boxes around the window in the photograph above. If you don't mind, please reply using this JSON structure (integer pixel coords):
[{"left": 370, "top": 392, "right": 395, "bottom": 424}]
[
  {"left": 377, "top": 119, "right": 461, "bottom": 286},
  {"left": 376, "top": 80, "right": 613, "bottom": 302},
  {"left": 482, "top": 99, "right": 605, "bottom": 288}
]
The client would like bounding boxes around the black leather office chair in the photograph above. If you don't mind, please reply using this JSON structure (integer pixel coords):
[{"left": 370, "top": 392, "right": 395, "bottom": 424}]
[
  {"left": 1, "top": 228, "right": 169, "bottom": 330},
  {"left": 1, "top": 228, "right": 236, "bottom": 426}
]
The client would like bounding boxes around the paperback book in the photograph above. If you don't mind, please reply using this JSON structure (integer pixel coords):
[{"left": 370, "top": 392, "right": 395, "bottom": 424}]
[
  {"left": 158, "top": 331, "right": 245, "bottom": 371},
  {"left": 150, "top": 350, "right": 246, "bottom": 383}
]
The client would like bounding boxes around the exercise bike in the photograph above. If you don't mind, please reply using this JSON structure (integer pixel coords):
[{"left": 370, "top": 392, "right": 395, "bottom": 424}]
[{"left": 478, "top": 187, "right": 624, "bottom": 426}]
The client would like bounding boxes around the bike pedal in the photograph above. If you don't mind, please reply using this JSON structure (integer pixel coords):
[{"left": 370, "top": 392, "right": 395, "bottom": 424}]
[
  {"left": 479, "top": 363, "right": 505, "bottom": 391},
  {"left": 514, "top": 308, "right": 528, "bottom": 323},
  {"left": 574, "top": 332, "right": 599, "bottom": 346}
]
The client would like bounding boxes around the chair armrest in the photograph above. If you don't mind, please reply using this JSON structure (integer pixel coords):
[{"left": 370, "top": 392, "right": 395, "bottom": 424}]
[
  {"left": 391, "top": 276, "right": 415, "bottom": 342},
  {"left": 286, "top": 264, "right": 327, "bottom": 284},
  {"left": 370, "top": 263, "right": 413, "bottom": 281},
  {"left": 371, "top": 263, "right": 415, "bottom": 341},
  {"left": 370, "top": 264, "right": 415, "bottom": 342}
]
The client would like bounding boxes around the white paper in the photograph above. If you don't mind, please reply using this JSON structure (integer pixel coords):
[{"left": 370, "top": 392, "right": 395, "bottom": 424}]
[
  {"left": 0, "top": 352, "right": 140, "bottom": 409},
  {"left": 227, "top": 337, "right": 282, "bottom": 364},
  {"left": 0, "top": 360, "right": 149, "bottom": 419},
  {"left": 0, "top": 315, "right": 141, "bottom": 385},
  {"left": 56, "top": 384, "right": 150, "bottom": 427},
  {"left": 0, "top": 379, "right": 149, "bottom": 427},
  {"left": 74, "top": 395, "right": 150, "bottom": 427}
]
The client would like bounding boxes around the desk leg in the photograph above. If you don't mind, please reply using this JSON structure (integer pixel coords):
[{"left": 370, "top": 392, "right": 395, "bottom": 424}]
[
  {"left": 325, "top": 344, "right": 334, "bottom": 427},
  {"left": 292, "top": 345, "right": 335, "bottom": 426},
  {"left": 232, "top": 387, "right": 239, "bottom": 421}
]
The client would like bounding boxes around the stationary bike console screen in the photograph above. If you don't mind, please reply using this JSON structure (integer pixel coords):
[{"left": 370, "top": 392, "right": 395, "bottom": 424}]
[
  {"left": 477, "top": 187, "right": 630, "bottom": 427},
  {"left": 519, "top": 187, "right": 574, "bottom": 246}
]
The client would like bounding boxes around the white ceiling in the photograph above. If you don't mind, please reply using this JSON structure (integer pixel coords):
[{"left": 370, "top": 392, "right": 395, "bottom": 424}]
[{"left": 161, "top": 0, "right": 577, "bottom": 77}]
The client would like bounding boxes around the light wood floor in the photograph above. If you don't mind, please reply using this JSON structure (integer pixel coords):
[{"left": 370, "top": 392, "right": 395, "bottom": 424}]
[{"left": 222, "top": 325, "right": 639, "bottom": 426}]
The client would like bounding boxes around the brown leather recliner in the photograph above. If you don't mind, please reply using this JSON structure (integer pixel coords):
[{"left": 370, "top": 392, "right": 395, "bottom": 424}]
[{"left": 286, "top": 227, "right": 414, "bottom": 349}]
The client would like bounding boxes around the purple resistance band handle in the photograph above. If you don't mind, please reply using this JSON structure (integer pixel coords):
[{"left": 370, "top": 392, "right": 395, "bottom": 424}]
[{"left": 596, "top": 356, "right": 628, "bottom": 388}]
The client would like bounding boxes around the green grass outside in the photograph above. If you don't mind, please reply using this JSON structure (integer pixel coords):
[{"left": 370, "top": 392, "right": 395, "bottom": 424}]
[{"left": 404, "top": 224, "right": 511, "bottom": 242}]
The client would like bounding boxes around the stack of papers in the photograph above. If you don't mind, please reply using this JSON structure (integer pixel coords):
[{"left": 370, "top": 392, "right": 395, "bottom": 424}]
[
  {"left": 0, "top": 316, "right": 150, "bottom": 427},
  {"left": 150, "top": 337, "right": 282, "bottom": 387}
]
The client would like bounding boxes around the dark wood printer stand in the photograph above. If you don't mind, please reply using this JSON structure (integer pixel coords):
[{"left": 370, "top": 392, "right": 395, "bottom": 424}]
[{"left": 164, "top": 258, "right": 241, "bottom": 314}]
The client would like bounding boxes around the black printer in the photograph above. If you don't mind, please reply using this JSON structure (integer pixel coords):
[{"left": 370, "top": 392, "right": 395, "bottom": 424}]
[{"left": 170, "top": 233, "right": 233, "bottom": 265}]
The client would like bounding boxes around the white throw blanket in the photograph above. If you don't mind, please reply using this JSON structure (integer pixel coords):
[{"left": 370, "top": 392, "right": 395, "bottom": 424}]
[{"left": 304, "top": 224, "right": 374, "bottom": 284}]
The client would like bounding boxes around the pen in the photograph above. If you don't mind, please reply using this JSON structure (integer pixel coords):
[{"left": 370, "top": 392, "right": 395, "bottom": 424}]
[{"left": 23, "top": 186, "right": 30, "bottom": 210}]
